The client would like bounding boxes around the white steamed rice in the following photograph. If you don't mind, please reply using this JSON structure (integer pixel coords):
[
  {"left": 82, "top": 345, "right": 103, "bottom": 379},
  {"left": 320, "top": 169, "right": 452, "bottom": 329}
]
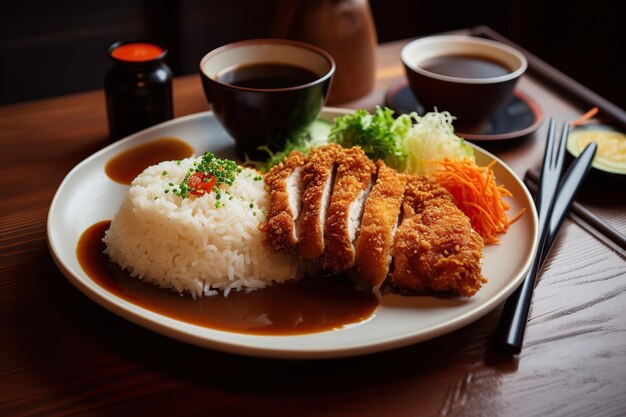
[{"left": 103, "top": 156, "right": 303, "bottom": 297}]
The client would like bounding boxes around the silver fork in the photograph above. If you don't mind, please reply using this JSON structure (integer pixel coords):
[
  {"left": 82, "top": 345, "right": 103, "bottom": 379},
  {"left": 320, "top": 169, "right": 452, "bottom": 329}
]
[{"left": 495, "top": 119, "right": 597, "bottom": 354}]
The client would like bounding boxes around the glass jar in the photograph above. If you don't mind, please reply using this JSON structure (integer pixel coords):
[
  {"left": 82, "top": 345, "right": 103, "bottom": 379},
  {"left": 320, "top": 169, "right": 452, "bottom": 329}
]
[{"left": 105, "top": 41, "right": 173, "bottom": 141}]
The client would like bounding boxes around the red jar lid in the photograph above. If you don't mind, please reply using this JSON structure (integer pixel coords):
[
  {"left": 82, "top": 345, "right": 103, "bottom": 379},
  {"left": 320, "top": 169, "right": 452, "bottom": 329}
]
[{"left": 109, "top": 41, "right": 166, "bottom": 63}]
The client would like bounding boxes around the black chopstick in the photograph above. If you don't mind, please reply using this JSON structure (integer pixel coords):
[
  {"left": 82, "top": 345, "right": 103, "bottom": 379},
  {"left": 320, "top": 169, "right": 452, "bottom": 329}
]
[
  {"left": 543, "top": 143, "right": 598, "bottom": 259},
  {"left": 493, "top": 119, "right": 566, "bottom": 352},
  {"left": 525, "top": 169, "right": 626, "bottom": 252},
  {"left": 494, "top": 120, "right": 597, "bottom": 354}
]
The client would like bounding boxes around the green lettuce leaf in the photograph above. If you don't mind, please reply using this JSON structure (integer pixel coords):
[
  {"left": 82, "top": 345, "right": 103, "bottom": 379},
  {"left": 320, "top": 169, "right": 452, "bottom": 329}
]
[{"left": 328, "top": 106, "right": 410, "bottom": 169}]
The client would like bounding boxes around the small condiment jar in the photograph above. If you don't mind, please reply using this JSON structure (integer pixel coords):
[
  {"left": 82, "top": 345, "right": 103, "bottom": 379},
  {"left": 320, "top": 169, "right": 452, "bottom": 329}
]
[{"left": 105, "top": 40, "right": 173, "bottom": 141}]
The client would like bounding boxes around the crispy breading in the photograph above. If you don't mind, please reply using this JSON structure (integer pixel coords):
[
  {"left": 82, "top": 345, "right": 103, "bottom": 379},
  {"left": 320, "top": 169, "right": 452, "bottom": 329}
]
[
  {"left": 391, "top": 176, "right": 485, "bottom": 297},
  {"left": 322, "top": 147, "right": 376, "bottom": 273},
  {"left": 259, "top": 150, "right": 308, "bottom": 251},
  {"left": 260, "top": 146, "right": 487, "bottom": 297},
  {"left": 297, "top": 144, "right": 344, "bottom": 260},
  {"left": 354, "top": 160, "right": 407, "bottom": 286}
]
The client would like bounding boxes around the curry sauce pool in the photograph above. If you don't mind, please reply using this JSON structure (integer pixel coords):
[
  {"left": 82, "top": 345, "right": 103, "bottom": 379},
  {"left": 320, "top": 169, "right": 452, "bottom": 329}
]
[{"left": 77, "top": 221, "right": 378, "bottom": 335}]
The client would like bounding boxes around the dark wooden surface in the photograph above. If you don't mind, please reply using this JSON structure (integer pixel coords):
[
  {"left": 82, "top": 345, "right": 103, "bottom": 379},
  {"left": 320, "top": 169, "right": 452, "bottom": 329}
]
[{"left": 1, "top": 34, "right": 625, "bottom": 417}]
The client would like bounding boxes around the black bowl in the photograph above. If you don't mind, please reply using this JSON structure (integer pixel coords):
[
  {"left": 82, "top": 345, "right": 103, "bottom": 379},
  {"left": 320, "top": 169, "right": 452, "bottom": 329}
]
[
  {"left": 199, "top": 39, "right": 335, "bottom": 159},
  {"left": 401, "top": 35, "right": 527, "bottom": 129}
]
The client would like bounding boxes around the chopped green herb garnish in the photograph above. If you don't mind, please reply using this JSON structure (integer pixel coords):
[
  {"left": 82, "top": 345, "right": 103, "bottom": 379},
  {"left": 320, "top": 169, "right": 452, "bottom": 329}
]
[
  {"left": 162, "top": 170, "right": 168, "bottom": 176},
  {"left": 171, "top": 152, "right": 242, "bottom": 201}
]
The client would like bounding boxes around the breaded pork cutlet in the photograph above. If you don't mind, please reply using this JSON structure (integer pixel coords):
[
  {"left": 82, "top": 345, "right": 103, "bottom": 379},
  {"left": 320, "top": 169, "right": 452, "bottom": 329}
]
[
  {"left": 354, "top": 160, "right": 407, "bottom": 287},
  {"left": 391, "top": 176, "right": 485, "bottom": 297},
  {"left": 322, "top": 146, "right": 376, "bottom": 273},
  {"left": 260, "top": 150, "right": 308, "bottom": 251},
  {"left": 297, "top": 144, "right": 343, "bottom": 260}
]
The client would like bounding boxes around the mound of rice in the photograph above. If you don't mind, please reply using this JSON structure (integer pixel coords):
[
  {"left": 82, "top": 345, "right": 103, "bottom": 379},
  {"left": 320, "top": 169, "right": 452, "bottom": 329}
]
[{"left": 103, "top": 156, "right": 303, "bottom": 297}]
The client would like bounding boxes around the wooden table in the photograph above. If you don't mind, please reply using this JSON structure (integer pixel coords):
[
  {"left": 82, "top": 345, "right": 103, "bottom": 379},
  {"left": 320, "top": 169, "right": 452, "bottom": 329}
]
[{"left": 2, "top": 31, "right": 625, "bottom": 417}]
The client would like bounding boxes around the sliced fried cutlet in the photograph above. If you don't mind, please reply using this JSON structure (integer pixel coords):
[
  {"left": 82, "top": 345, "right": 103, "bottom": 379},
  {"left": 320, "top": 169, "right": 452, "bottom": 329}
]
[
  {"left": 391, "top": 176, "right": 435, "bottom": 292},
  {"left": 354, "top": 160, "right": 407, "bottom": 287},
  {"left": 391, "top": 176, "right": 485, "bottom": 297},
  {"left": 260, "top": 150, "right": 308, "bottom": 251},
  {"left": 322, "top": 147, "right": 376, "bottom": 273},
  {"left": 297, "top": 144, "right": 343, "bottom": 260}
]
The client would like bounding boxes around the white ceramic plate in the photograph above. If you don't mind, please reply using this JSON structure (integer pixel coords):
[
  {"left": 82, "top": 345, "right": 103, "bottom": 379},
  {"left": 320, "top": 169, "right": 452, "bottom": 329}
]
[{"left": 48, "top": 108, "right": 538, "bottom": 359}]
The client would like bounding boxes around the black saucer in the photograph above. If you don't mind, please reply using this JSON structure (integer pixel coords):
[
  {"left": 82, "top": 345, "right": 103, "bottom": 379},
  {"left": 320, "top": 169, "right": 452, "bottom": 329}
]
[{"left": 385, "top": 82, "right": 543, "bottom": 141}]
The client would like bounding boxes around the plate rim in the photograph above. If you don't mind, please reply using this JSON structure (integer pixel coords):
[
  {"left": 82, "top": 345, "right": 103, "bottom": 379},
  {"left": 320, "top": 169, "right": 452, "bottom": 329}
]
[{"left": 47, "top": 108, "right": 539, "bottom": 359}]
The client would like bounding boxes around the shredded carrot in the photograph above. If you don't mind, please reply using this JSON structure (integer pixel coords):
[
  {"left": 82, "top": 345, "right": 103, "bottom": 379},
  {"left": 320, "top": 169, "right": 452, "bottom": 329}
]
[
  {"left": 571, "top": 107, "right": 599, "bottom": 126},
  {"left": 431, "top": 158, "right": 523, "bottom": 244}
]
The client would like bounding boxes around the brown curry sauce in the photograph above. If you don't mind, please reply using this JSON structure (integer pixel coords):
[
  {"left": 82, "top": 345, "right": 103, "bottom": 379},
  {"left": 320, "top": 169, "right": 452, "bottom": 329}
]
[
  {"left": 104, "top": 137, "right": 194, "bottom": 185},
  {"left": 77, "top": 221, "right": 378, "bottom": 336},
  {"left": 83, "top": 137, "right": 378, "bottom": 336}
]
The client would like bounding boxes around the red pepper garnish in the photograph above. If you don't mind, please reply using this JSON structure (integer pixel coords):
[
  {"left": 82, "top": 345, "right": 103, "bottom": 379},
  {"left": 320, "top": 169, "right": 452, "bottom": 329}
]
[{"left": 188, "top": 172, "right": 217, "bottom": 196}]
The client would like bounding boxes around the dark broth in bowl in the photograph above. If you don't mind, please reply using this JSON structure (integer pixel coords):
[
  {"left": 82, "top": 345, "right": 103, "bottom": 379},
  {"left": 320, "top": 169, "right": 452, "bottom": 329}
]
[
  {"left": 419, "top": 54, "right": 512, "bottom": 79},
  {"left": 217, "top": 62, "right": 319, "bottom": 89}
]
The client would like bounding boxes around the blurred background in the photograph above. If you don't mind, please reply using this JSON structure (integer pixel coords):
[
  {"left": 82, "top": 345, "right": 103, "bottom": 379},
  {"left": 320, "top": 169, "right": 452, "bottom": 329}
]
[{"left": 1, "top": 0, "right": 623, "bottom": 109}]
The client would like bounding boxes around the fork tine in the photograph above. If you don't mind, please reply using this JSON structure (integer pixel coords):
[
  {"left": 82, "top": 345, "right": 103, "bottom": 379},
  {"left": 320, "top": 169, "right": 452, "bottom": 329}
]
[
  {"left": 542, "top": 118, "right": 556, "bottom": 170},
  {"left": 554, "top": 121, "right": 569, "bottom": 172},
  {"left": 537, "top": 118, "right": 557, "bottom": 222}
]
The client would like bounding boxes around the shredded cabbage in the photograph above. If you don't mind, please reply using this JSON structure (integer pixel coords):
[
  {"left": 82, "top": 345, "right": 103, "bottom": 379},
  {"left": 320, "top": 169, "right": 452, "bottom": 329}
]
[
  {"left": 328, "top": 107, "right": 473, "bottom": 174},
  {"left": 400, "top": 111, "right": 475, "bottom": 175},
  {"left": 254, "top": 107, "right": 474, "bottom": 175}
]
